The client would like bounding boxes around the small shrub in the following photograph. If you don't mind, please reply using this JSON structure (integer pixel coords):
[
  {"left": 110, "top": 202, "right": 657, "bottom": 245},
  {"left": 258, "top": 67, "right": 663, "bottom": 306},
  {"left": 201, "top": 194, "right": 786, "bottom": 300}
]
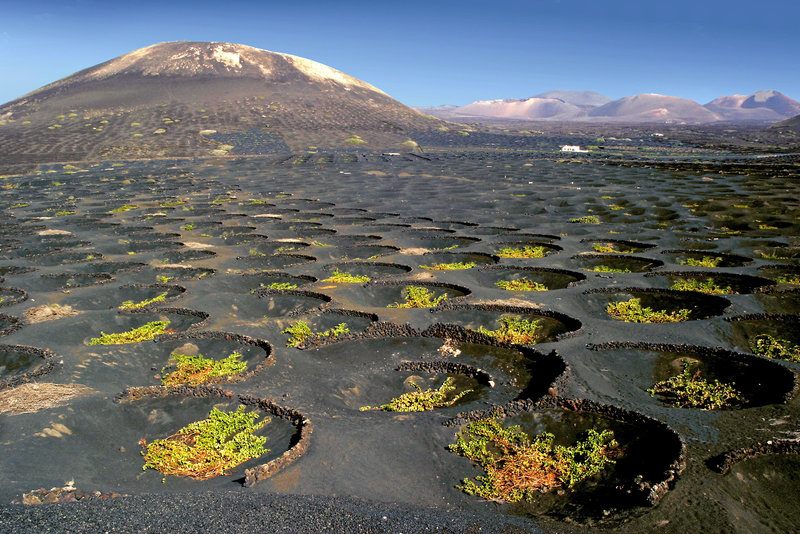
[
  {"left": 680, "top": 256, "right": 723, "bottom": 267},
  {"left": 282, "top": 320, "right": 349, "bottom": 347},
  {"left": 670, "top": 278, "right": 734, "bottom": 294},
  {"left": 570, "top": 216, "right": 600, "bottom": 224},
  {"left": 496, "top": 246, "right": 546, "bottom": 259},
  {"left": 119, "top": 292, "right": 168, "bottom": 310},
  {"left": 592, "top": 243, "right": 635, "bottom": 254},
  {"left": 775, "top": 274, "right": 800, "bottom": 285},
  {"left": 266, "top": 282, "right": 297, "bottom": 290},
  {"left": 648, "top": 360, "right": 742, "bottom": 409},
  {"left": 140, "top": 406, "right": 269, "bottom": 480},
  {"left": 449, "top": 418, "right": 618, "bottom": 502},
  {"left": 606, "top": 298, "right": 690, "bottom": 323},
  {"left": 109, "top": 204, "right": 137, "bottom": 213},
  {"left": 88, "top": 321, "right": 173, "bottom": 345},
  {"left": 161, "top": 351, "right": 247, "bottom": 386},
  {"left": 495, "top": 278, "right": 547, "bottom": 291},
  {"left": 751, "top": 334, "right": 800, "bottom": 363},
  {"left": 182, "top": 223, "right": 195, "bottom": 231},
  {"left": 388, "top": 286, "right": 448, "bottom": 309},
  {"left": 420, "top": 261, "right": 476, "bottom": 270},
  {"left": 476, "top": 316, "right": 542, "bottom": 344},
  {"left": 360, "top": 377, "right": 471, "bottom": 412},
  {"left": 323, "top": 270, "right": 370, "bottom": 283}
]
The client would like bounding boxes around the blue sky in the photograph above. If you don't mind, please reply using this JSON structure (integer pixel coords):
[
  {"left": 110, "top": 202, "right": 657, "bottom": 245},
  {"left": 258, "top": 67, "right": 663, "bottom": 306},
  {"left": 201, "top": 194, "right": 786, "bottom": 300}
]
[{"left": 2, "top": 0, "right": 799, "bottom": 107}]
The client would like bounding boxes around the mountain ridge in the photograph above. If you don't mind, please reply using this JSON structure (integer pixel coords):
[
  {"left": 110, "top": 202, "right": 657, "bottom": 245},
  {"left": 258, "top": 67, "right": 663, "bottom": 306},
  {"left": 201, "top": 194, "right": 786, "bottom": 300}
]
[
  {"left": 0, "top": 41, "right": 442, "bottom": 164},
  {"left": 417, "top": 90, "right": 800, "bottom": 124}
]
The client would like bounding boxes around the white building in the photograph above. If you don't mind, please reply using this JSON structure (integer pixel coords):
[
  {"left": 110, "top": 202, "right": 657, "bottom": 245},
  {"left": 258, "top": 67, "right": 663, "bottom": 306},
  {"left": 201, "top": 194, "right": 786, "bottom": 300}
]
[{"left": 560, "top": 145, "right": 588, "bottom": 153}]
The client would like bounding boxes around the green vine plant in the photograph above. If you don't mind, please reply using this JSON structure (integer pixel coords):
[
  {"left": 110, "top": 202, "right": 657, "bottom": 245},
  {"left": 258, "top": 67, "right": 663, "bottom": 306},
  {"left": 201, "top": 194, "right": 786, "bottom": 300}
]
[
  {"left": 88, "top": 320, "right": 173, "bottom": 345},
  {"left": 420, "top": 261, "right": 477, "bottom": 270},
  {"left": 775, "top": 274, "right": 800, "bottom": 285},
  {"left": 282, "top": 320, "right": 350, "bottom": 347},
  {"left": 495, "top": 278, "right": 547, "bottom": 291},
  {"left": 109, "top": 204, "right": 138, "bottom": 213},
  {"left": 118, "top": 291, "right": 169, "bottom": 310},
  {"left": 606, "top": 298, "right": 691, "bottom": 323},
  {"left": 161, "top": 351, "right": 247, "bottom": 386},
  {"left": 140, "top": 406, "right": 269, "bottom": 481},
  {"left": 592, "top": 243, "right": 635, "bottom": 254},
  {"left": 670, "top": 278, "right": 735, "bottom": 294},
  {"left": 266, "top": 282, "right": 297, "bottom": 290},
  {"left": 751, "top": 334, "right": 800, "bottom": 363},
  {"left": 360, "top": 377, "right": 471, "bottom": 412},
  {"left": 476, "top": 316, "right": 543, "bottom": 344},
  {"left": 569, "top": 215, "right": 601, "bottom": 224},
  {"left": 495, "top": 246, "right": 546, "bottom": 259},
  {"left": 448, "top": 418, "right": 619, "bottom": 502},
  {"left": 323, "top": 269, "right": 371, "bottom": 283},
  {"left": 647, "top": 360, "right": 743, "bottom": 409},
  {"left": 679, "top": 256, "right": 723, "bottom": 267},
  {"left": 388, "top": 286, "right": 448, "bottom": 309}
]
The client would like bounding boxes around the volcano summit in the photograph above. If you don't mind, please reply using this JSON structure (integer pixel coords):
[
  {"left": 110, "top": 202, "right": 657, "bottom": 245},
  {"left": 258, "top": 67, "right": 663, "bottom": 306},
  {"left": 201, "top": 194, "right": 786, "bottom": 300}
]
[{"left": 0, "top": 41, "right": 441, "bottom": 164}]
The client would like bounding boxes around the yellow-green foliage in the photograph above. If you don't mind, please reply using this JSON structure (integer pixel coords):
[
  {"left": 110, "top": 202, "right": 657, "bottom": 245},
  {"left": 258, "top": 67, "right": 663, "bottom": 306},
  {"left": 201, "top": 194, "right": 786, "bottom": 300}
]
[
  {"left": 680, "top": 256, "right": 723, "bottom": 267},
  {"left": 420, "top": 261, "right": 477, "bottom": 270},
  {"left": 119, "top": 292, "right": 168, "bottom": 310},
  {"left": 670, "top": 278, "right": 735, "bottom": 294},
  {"left": 323, "top": 269, "right": 370, "bottom": 283},
  {"left": 751, "top": 334, "right": 800, "bottom": 363},
  {"left": 606, "top": 298, "right": 690, "bottom": 323},
  {"left": 496, "top": 246, "right": 546, "bottom": 258},
  {"left": 282, "top": 321, "right": 350, "bottom": 347},
  {"left": 477, "top": 316, "right": 542, "bottom": 344},
  {"left": 161, "top": 351, "right": 247, "bottom": 386},
  {"left": 388, "top": 286, "right": 448, "bottom": 309},
  {"left": 140, "top": 406, "right": 269, "bottom": 480},
  {"left": 449, "top": 418, "right": 618, "bottom": 502},
  {"left": 570, "top": 215, "right": 601, "bottom": 224},
  {"left": 110, "top": 204, "right": 137, "bottom": 213},
  {"left": 266, "top": 282, "right": 297, "bottom": 290},
  {"left": 775, "top": 274, "right": 800, "bottom": 285},
  {"left": 88, "top": 321, "right": 172, "bottom": 345},
  {"left": 360, "top": 377, "right": 471, "bottom": 412},
  {"left": 648, "top": 360, "right": 742, "bottom": 409},
  {"left": 592, "top": 243, "right": 635, "bottom": 254},
  {"left": 495, "top": 278, "right": 547, "bottom": 291}
]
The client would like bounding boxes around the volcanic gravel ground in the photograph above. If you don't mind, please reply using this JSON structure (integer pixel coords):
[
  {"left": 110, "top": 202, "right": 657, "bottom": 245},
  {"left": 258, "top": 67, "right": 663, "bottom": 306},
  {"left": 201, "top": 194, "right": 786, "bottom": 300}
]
[{"left": 0, "top": 152, "right": 799, "bottom": 533}]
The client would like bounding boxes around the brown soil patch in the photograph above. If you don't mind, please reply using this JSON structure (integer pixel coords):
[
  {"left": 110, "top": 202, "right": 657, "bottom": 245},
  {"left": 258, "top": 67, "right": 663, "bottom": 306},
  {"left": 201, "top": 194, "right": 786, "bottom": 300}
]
[
  {"left": 182, "top": 242, "right": 215, "bottom": 250},
  {"left": 24, "top": 304, "right": 78, "bottom": 323},
  {"left": 0, "top": 383, "right": 95, "bottom": 415},
  {"left": 37, "top": 229, "right": 72, "bottom": 236}
]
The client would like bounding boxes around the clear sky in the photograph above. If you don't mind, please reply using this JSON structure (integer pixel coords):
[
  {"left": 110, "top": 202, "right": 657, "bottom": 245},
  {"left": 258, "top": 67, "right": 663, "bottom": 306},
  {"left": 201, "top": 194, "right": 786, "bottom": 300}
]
[{"left": 2, "top": 0, "right": 799, "bottom": 107}]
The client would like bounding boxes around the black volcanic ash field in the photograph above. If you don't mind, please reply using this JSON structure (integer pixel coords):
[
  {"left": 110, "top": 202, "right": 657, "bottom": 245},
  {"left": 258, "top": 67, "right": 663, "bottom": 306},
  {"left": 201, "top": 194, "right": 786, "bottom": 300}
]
[{"left": 1, "top": 152, "right": 799, "bottom": 533}]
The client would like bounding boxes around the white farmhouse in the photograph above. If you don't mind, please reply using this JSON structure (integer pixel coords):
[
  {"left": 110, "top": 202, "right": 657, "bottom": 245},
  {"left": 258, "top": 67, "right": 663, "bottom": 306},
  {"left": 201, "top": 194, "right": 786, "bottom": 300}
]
[{"left": 560, "top": 145, "right": 588, "bottom": 153}]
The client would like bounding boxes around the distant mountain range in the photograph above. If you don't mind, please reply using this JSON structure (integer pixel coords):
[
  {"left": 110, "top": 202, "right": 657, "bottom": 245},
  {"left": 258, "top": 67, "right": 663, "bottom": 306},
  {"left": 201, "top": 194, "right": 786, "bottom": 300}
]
[{"left": 417, "top": 90, "right": 800, "bottom": 124}]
